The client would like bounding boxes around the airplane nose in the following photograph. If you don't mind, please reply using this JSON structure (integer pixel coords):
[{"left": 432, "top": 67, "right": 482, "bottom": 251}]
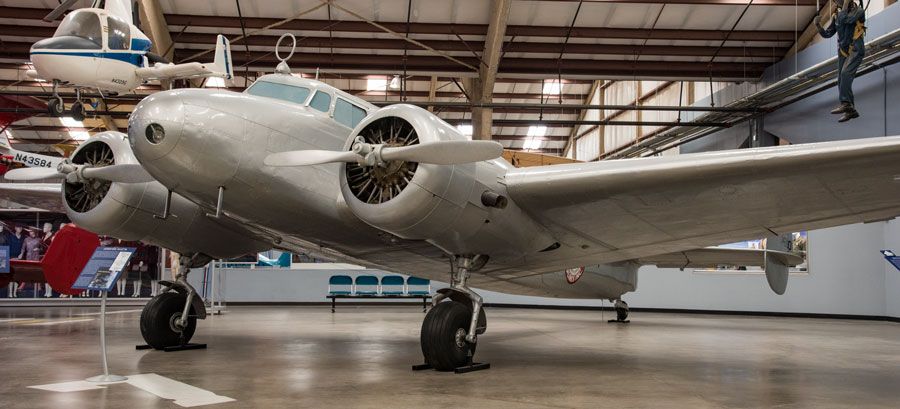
[{"left": 128, "top": 90, "right": 185, "bottom": 162}]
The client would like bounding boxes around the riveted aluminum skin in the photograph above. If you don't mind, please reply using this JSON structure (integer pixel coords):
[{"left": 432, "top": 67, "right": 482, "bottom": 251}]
[{"left": 66, "top": 132, "right": 269, "bottom": 259}]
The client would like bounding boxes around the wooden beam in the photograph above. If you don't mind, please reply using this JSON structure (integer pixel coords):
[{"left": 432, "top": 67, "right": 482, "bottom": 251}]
[
  {"left": 138, "top": 0, "right": 175, "bottom": 61},
  {"left": 472, "top": 0, "right": 512, "bottom": 141}
]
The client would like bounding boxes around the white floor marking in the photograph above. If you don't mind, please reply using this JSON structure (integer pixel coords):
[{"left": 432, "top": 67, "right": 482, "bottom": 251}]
[
  {"left": 0, "top": 318, "right": 31, "bottom": 323},
  {"left": 29, "top": 380, "right": 114, "bottom": 392},
  {"left": 76, "top": 309, "right": 144, "bottom": 316},
  {"left": 28, "top": 373, "right": 235, "bottom": 407},
  {"left": 126, "top": 373, "right": 235, "bottom": 407},
  {"left": 22, "top": 318, "right": 95, "bottom": 326}
]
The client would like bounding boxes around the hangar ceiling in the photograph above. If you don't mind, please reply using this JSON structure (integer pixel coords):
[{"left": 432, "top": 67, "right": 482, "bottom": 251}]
[{"left": 0, "top": 0, "right": 816, "bottom": 155}]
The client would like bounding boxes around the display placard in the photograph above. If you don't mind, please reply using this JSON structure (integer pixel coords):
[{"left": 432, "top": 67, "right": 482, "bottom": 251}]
[
  {"left": 0, "top": 245, "right": 8, "bottom": 274},
  {"left": 881, "top": 250, "right": 900, "bottom": 272},
  {"left": 71, "top": 246, "right": 136, "bottom": 291}
]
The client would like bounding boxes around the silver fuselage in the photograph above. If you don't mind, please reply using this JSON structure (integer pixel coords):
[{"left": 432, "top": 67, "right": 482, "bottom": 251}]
[{"left": 127, "top": 75, "right": 636, "bottom": 299}]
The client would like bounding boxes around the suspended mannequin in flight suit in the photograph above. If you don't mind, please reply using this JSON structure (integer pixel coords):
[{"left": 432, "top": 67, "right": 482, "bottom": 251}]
[{"left": 814, "top": 0, "right": 866, "bottom": 122}]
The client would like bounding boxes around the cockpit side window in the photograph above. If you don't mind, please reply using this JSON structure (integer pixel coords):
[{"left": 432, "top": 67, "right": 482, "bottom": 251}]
[
  {"left": 54, "top": 10, "right": 102, "bottom": 48},
  {"left": 246, "top": 81, "right": 311, "bottom": 105},
  {"left": 107, "top": 15, "right": 131, "bottom": 50},
  {"left": 309, "top": 91, "right": 332, "bottom": 113},
  {"left": 334, "top": 98, "right": 368, "bottom": 128}
]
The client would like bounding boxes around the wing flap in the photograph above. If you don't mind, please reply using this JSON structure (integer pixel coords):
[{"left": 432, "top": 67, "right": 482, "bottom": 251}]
[
  {"left": 636, "top": 247, "right": 804, "bottom": 269},
  {"left": 506, "top": 136, "right": 900, "bottom": 263}
]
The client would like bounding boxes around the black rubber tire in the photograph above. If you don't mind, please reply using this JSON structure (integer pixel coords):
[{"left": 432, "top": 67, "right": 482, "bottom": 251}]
[
  {"left": 616, "top": 301, "right": 629, "bottom": 321},
  {"left": 48, "top": 98, "right": 64, "bottom": 117},
  {"left": 71, "top": 103, "right": 84, "bottom": 121},
  {"left": 421, "top": 301, "right": 476, "bottom": 371},
  {"left": 140, "top": 292, "right": 196, "bottom": 350}
]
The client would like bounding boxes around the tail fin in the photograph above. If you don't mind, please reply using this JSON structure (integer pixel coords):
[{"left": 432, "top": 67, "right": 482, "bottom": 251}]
[
  {"left": 764, "top": 234, "right": 793, "bottom": 295},
  {"left": 211, "top": 35, "right": 234, "bottom": 80},
  {"left": 39, "top": 225, "right": 100, "bottom": 295},
  {"left": 0, "top": 131, "right": 11, "bottom": 152}
]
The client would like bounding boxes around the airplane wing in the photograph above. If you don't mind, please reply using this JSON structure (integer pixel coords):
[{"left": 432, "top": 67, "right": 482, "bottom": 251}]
[
  {"left": 505, "top": 136, "right": 900, "bottom": 264},
  {"left": 136, "top": 35, "right": 233, "bottom": 81},
  {"left": 0, "top": 183, "right": 64, "bottom": 212},
  {"left": 635, "top": 247, "right": 804, "bottom": 269}
]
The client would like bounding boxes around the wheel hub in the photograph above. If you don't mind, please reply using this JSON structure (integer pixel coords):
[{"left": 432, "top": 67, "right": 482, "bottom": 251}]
[
  {"left": 454, "top": 328, "right": 467, "bottom": 348},
  {"left": 168, "top": 312, "right": 185, "bottom": 333}
]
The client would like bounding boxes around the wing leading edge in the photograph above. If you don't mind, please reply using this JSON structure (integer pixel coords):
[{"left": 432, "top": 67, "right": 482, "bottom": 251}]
[
  {"left": 0, "top": 182, "right": 64, "bottom": 212},
  {"left": 505, "top": 136, "right": 900, "bottom": 264}
]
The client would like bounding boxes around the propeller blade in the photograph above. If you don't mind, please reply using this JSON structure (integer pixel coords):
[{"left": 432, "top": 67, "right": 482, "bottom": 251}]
[
  {"left": 43, "top": 0, "right": 80, "bottom": 21},
  {"left": 81, "top": 164, "right": 155, "bottom": 183},
  {"left": 4, "top": 167, "right": 63, "bottom": 181},
  {"left": 264, "top": 150, "right": 359, "bottom": 167},
  {"left": 380, "top": 140, "right": 503, "bottom": 165}
]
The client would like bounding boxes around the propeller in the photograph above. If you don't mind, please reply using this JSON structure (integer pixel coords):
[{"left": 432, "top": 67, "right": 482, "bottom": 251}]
[
  {"left": 4, "top": 163, "right": 154, "bottom": 184},
  {"left": 265, "top": 138, "right": 503, "bottom": 167},
  {"left": 43, "top": 0, "right": 81, "bottom": 22}
]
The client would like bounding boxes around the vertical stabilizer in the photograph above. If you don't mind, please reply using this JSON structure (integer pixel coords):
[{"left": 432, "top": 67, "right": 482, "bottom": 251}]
[
  {"left": 0, "top": 130, "right": 12, "bottom": 152},
  {"left": 211, "top": 35, "right": 234, "bottom": 80}
]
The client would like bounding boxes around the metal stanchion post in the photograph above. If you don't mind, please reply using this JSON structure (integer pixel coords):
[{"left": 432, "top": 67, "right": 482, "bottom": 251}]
[{"left": 86, "top": 290, "right": 127, "bottom": 383}]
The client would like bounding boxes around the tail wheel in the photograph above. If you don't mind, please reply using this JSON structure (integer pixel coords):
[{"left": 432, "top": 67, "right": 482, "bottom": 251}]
[
  {"left": 140, "top": 292, "right": 196, "bottom": 349},
  {"left": 421, "top": 301, "right": 478, "bottom": 371},
  {"left": 616, "top": 301, "right": 629, "bottom": 321}
]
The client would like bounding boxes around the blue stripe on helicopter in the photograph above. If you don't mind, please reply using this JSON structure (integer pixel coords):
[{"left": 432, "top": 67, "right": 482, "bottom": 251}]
[
  {"left": 131, "top": 38, "right": 152, "bottom": 52},
  {"left": 30, "top": 51, "right": 144, "bottom": 67}
]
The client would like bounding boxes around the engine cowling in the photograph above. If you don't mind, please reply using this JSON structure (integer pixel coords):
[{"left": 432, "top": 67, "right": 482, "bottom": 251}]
[
  {"left": 64, "top": 132, "right": 270, "bottom": 260},
  {"left": 339, "top": 105, "right": 556, "bottom": 259}
]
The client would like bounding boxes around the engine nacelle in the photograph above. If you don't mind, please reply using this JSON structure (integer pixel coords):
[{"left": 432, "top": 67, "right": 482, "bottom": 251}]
[
  {"left": 339, "top": 105, "right": 556, "bottom": 259},
  {"left": 64, "top": 132, "right": 270, "bottom": 260}
]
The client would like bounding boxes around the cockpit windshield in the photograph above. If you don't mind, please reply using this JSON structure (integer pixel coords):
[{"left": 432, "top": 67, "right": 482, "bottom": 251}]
[
  {"left": 54, "top": 10, "right": 102, "bottom": 48},
  {"left": 246, "top": 81, "right": 312, "bottom": 105}
]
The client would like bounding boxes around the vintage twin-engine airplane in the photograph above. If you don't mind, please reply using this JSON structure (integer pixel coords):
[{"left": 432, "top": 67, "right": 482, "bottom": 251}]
[
  {"left": 3, "top": 56, "right": 900, "bottom": 371},
  {"left": 26, "top": 0, "right": 233, "bottom": 120}
]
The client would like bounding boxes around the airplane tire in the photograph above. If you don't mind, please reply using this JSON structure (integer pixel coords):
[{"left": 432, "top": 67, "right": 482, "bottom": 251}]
[
  {"left": 48, "top": 98, "right": 64, "bottom": 117},
  {"left": 71, "top": 103, "right": 84, "bottom": 121},
  {"left": 140, "top": 292, "right": 196, "bottom": 349},
  {"left": 421, "top": 301, "right": 476, "bottom": 371},
  {"left": 616, "top": 301, "right": 629, "bottom": 321}
]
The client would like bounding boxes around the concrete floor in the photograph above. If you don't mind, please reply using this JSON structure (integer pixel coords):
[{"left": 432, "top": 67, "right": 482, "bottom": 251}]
[{"left": 1, "top": 305, "right": 899, "bottom": 408}]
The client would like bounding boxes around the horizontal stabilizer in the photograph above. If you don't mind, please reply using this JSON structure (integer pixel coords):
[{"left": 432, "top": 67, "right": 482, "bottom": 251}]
[{"left": 137, "top": 35, "right": 233, "bottom": 81}]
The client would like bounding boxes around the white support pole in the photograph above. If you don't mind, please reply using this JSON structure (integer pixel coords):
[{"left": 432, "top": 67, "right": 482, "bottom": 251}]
[{"left": 86, "top": 291, "right": 127, "bottom": 383}]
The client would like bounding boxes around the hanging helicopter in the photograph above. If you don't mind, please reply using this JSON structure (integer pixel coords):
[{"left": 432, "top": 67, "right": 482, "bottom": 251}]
[{"left": 26, "top": 0, "right": 233, "bottom": 121}]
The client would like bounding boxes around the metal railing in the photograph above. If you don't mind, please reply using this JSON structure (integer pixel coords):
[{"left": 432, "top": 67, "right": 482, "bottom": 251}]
[{"left": 601, "top": 28, "right": 900, "bottom": 159}]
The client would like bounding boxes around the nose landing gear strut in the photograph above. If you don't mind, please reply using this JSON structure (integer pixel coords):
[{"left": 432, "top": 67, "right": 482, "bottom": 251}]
[{"left": 413, "top": 255, "right": 490, "bottom": 374}]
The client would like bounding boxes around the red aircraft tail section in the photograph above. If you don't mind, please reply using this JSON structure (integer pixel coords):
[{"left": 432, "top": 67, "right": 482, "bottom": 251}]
[{"left": 0, "top": 225, "right": 99, "bottom": 295}]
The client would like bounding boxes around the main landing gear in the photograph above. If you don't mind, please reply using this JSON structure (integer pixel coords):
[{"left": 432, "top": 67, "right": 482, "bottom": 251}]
[
  {"left": 138, "top": 254, "right": 209, "bottom": 352},
  {"left": 47, "top": 81, "right": 85, "bottom": 121},
  {"left": 414, "top": 255, "right": 490, "bottom": 374}
]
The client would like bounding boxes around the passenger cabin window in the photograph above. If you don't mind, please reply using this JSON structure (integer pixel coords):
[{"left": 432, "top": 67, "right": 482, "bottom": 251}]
[
  {"left": 107, "top": 16, "right": 131, "bottom": 50},
  {"left": 54, "top": 10, "right": 102, "bottom": 48},
  {"left": 334, "top": 98, "right": 368, "bottom": 128},
  {"left": 246, "top": 81, "right": 311, "bottom": 105},
  {"left": 309, "top": 91, "right": 332, "bottom": 113}
]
